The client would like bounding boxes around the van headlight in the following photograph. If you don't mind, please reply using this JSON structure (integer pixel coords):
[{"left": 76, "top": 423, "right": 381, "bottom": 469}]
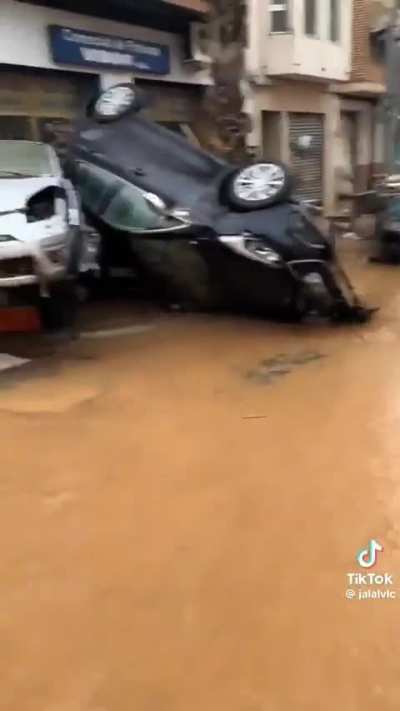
[
  {"left": 0, "top": 235, "right": 16, "bottom": 243},
  {"left": 42, "top": 237, "right": 68, "bottom": 265},
  {"left": 45, "top": 247, "right": 67, "bottom": 265}
]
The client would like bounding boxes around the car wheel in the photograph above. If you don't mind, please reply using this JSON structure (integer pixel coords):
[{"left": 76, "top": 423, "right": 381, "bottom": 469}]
[
  {"left": 39, "top": 281, "right": 79, "bottom": 333},
  {"left": 89, "top": 83, "right": 145, "bottom": 123},
  {"left": 224, "top": 161, "right": 292, "bottom": 210}
]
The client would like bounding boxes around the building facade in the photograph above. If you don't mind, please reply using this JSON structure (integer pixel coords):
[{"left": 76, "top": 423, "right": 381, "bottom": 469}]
[
  {"left": 0, "top": 0, "right": 388, "bottom": 215},
  {"left": 330, "top": 0, "right": 386, "bottom": 204},
  {"left": 245, "top": 0, "right": 386, "bottom": 214},
  {"left": 0, "top": 0, "right": 210, "bottom": 152}
]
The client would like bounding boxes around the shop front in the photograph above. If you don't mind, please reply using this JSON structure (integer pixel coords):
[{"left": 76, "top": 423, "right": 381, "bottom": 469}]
[
  {"left": 0, "top": 0, "right": 210, "bottom": 153},
  {"left": 249, "top": 82, "right": 341, "bottom": 212},
  {"left": 0, "top": 66, "right": 96, "bottom": 154}
]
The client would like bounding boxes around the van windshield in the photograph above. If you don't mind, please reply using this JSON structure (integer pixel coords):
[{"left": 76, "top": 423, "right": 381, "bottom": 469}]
[{"left": 0, "top": 142, "right": 53, "bottom": 178}]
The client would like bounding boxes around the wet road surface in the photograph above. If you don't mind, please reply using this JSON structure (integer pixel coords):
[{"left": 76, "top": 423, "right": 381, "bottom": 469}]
[{"left": 1, "top": 246, "right": 400, "bottom": 710}]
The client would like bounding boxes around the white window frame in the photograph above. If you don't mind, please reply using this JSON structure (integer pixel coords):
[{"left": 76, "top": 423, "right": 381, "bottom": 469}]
[
  {"left": 269, "top": 0, "right": 290, "bottom": 34},
  {"left": 304, "top": 0, "right": 318, "bottom": 37}
]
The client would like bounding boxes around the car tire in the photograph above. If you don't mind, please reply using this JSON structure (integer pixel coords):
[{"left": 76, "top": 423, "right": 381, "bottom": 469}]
[
  {"left": 88, "top": 83, "right": 146, "bottom": 123},
  {"left": 39, "top": 281, "right": 79, "bottom": 333},
  {"left": 67, "top": 227, "right": 83, "bottom": 278},
  {"left": 223, "top": 161, "right": 292, "bottom": 211}
]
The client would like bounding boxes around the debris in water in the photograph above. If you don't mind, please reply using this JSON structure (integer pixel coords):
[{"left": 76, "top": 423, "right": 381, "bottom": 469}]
[
  {"left": 81, "top": 324, "right": 156, "bottom": 340},
  {"left": 342, "top": 232, "right": 361, "bottom": 240},
  {"left": 242, "top": 415, "right": 268, "bottom": 420},
  {"left": 247, "top": 351, "right": 326, "bottom": 384}
]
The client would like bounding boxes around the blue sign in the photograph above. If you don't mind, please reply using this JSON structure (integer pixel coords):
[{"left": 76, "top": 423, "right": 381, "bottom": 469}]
[{"left": 48, "top": 25, "right": 170, "bottom": 75}]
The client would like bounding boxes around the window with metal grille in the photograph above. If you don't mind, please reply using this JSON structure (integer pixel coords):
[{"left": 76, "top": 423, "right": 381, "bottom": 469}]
[
  {"left": 304, "top": 0, "right": 317, "bottom": 36},
  {"left": 330, "top": 0, "right": 340, "bottom": 42},
  {"left": 269, "top": 1, "right": 289, "bottom": 33}
]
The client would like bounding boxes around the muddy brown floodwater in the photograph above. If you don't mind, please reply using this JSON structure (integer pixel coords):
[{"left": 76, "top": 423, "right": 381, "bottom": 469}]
[{"left": 1, "top": 246, "right": 400, "bottom": 710}]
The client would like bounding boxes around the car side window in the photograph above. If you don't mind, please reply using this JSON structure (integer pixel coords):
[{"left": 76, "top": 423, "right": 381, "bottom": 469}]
[
  {"left": 76, "top": 161, "right": 184, "bottom": 233},
  {"left": 103, "top": 183, "right": 164, "bottom": 232},
  {"left": 76, "top": 162, "right": 117, "bottom": 215}
]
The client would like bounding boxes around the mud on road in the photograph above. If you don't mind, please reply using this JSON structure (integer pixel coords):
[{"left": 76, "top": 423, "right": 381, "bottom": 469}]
[{"left": 1, "top": 247, "right": 400, "bottom": 710}]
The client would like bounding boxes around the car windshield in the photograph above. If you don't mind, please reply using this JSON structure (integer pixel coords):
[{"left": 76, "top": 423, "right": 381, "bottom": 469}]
[{"left": 0, "top": 142, "right": 52, "bottom": 177}]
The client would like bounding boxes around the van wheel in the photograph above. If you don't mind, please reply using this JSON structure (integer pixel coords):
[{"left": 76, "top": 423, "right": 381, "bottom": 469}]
[{"left": 39, "top": 281, "right": 78, "bottom": 332}]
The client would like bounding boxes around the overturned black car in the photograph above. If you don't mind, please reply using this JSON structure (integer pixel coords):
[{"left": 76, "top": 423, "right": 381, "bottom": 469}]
[{"left": 69, "top": 83, "right": 371, "bottom": 322}]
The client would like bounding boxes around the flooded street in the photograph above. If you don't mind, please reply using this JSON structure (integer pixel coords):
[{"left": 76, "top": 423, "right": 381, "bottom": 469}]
[{"left": 1, "top": 247, "right": 400, "bottom": 710}]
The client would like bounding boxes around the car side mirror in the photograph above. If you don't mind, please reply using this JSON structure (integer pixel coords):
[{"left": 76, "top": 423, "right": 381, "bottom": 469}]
[
  {"left": 144, "top": 192, "right": 167, "bottom": 215},
  {"left": 68, "top": 207, "right": 80, "bottom": 226},
  {"left": 61, "top": 178, "right": 81, "bottom": 226}
]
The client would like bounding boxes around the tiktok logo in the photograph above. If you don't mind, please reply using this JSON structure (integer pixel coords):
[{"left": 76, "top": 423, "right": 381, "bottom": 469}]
[{"left": 357, "top": 540, "right": 384, "bottom": 569}]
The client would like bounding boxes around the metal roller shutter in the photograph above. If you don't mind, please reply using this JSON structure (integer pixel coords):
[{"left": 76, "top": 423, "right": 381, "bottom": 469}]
[
  {"left": 289, "top": 113, "right": 324, "bottom": 202},
  {"left": 0, "top": 68, "right": 96, "bottom": 156}
]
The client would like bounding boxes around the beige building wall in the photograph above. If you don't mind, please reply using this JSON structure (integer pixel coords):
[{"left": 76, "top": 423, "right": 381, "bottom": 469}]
[
  {"left": 345, "top": 0, "right": 387, "bottom": 182},
  {"left": 250, "top": 83, "right": 335, "bottom": 210},
  {"left": 250, "top": 82, "right": 374, "bottom": 214},
  {"left": 245, "top": 0, "right": 361, "bottom": 214},
  {"left": 247, "top": 0, "right": 353, "bottom": 82}
]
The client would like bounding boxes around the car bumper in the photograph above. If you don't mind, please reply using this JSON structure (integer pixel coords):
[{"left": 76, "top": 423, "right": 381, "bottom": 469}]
[
  {"left": 0, "top": 275, "right": 39, "bottom": 288},
  {"left": 0, "top": 235, "right": 69, "bottom": 290},
  {"left": 288, "top": 259, "right": 373, "bottom": 321}
]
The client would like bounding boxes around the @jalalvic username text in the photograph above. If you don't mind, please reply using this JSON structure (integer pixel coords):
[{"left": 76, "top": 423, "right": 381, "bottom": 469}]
[{"left": 345, "top": 573, "right": 397, "bottom": 600}]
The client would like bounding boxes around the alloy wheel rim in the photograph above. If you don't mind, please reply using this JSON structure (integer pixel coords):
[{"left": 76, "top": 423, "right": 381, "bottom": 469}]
[
  {"left": 234, "top": 163, "right": 285, "bottom": 201},
  {"left": 95, "top": 86, "right": 136, "bottom": 117}
]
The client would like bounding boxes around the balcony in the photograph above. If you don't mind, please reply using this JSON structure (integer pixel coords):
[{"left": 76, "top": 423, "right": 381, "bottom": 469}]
[
  {"left": 263, "top": 34, "right": 351, "bottom": 82},
  {"left": 248, "top": 0, "right": 352, "bottom": 83}
]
